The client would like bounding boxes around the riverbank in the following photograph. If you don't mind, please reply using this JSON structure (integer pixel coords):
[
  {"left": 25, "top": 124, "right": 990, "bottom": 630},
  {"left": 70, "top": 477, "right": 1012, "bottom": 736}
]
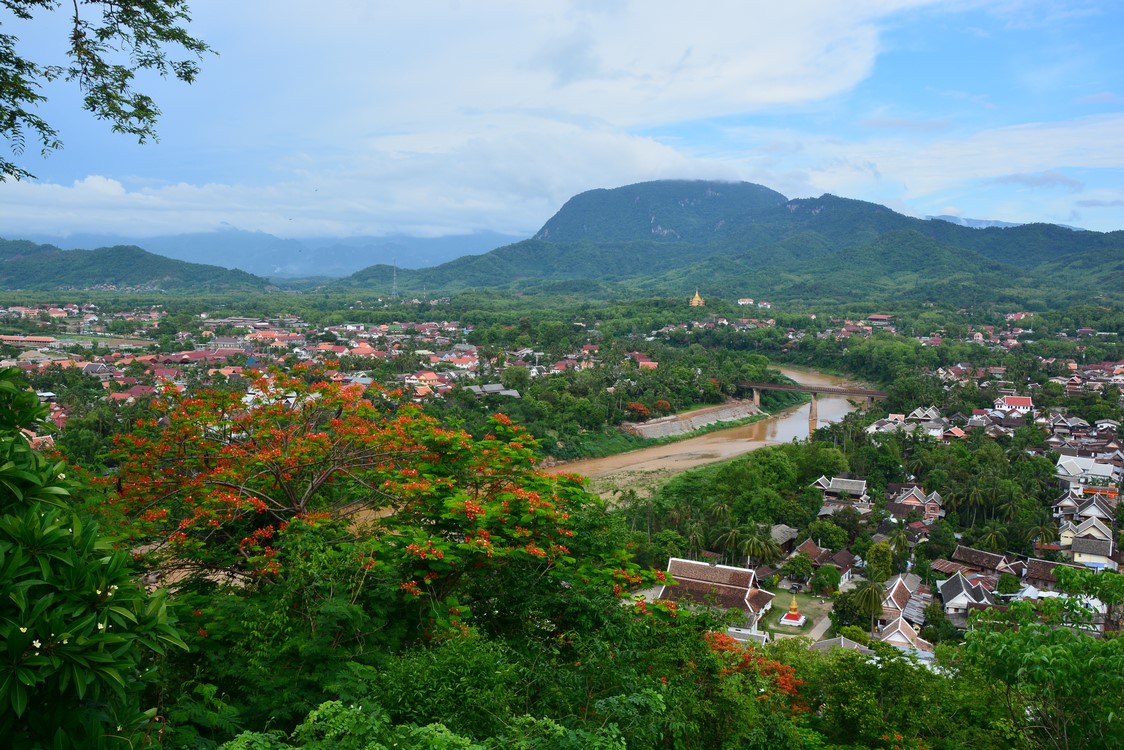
[
  {"left": 620, "top": 399, "right": 765, "bottom": 439},
  {"left": 547, "top": 366, "right": 865, "bottom": 500}
]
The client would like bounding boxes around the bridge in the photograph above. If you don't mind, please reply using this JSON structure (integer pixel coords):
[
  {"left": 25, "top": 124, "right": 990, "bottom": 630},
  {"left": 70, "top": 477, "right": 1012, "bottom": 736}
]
[{"left": 738, "top": 381, "right": 887, "bottom": 421}]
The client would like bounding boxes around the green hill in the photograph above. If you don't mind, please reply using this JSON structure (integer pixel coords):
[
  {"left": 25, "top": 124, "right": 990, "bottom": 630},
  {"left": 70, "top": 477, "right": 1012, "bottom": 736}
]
[
  {"left": 333, "top": 180, "right": 1122, "bottom": 307},
  {"left": 0, "top": 239, "right": 271, "bottom": 291}
]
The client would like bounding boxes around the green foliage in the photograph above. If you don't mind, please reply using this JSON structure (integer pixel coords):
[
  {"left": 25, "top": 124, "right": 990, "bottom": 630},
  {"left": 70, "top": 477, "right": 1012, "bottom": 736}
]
[
  {"left": 0, "top": 367, "right": 186, "bottom": 747},
  {"left": 810, "top": 564, "right": 841, "bottom": 595},
  {"left": 997, "top": 572, "right": 1021, "bottom": 595},
  {"left": 340, "top": 636, "right": 521, "bottom": 739},
  {"left": 865, "top": 541, "right": 893, "bottom": 584},
  {"left": 802, "top": 520, "right": 847, "bottom": 552},
  {"left": 0, "top": 239, "right": 268, "bottom": 291},
  {"left": 965, "top": 593, "right": 1124, "bottom": 750},
  {"left": 781, "top": 552, "right": 814, "bottom": 581},
  {"left": 838, "top": 625, "right": 870, "bottom": 645},
  {"left": 1, "top": 1, "right": 211, "bottom": 180}
]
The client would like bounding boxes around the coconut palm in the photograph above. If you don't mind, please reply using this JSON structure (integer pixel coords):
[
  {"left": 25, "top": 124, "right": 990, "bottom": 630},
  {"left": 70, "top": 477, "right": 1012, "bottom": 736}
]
[
  {"left": 740, "top": 523, "right": 781, "bottom": 568},
  {"left": 1023, "top": 510, "right": 1058, "bottom": 547},
  {"left": 705, "top": 497, "right": 733, "bottom": 526},
  {"left": 684, "top": 521, "right": 707, "bottom": 560},
  {"left": 976, "top": 520, "right": 1008, "bottom": 553},
  {"left": 994, "top": 483, "right": 1023, "bottom": 523},
  {"left": 712, "top": 524, "right": 746, "bottom": 566},
  {"left": 853, "top": 578, "right": 885, "bottom": 635},
  {"left": 888, "top": 525, "right": 910, "bottom": 561}
]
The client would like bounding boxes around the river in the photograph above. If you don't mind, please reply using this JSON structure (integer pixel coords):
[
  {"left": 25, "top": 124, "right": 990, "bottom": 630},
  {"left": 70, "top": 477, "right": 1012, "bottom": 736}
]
[{"left": 546, "top": 367, "right": 861, "bottom": 493}]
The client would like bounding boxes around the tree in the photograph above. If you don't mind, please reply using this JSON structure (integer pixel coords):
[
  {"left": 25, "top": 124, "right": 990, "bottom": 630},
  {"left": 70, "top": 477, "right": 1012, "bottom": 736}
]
[
  {"left": 852, "top": 579, "right": 884, "bottom": 635},
  {"left": 109, "top": 371, "right": 417, "bottom": 580},
  {"left": 781, "top": 551, "right": 814, "bottom": 581},
  {"left": 811, "top": 564, "right": 841, "bottom": 595},
  {"left": 865, "top": 541, "right": 893, "bottom": 584},
  {"left": 802, "top": 519, "right": 847, "bottom": 551},
  {"left": 739, "top": 523, "right": 781, "bottom": 568},
  {"left": 0, "top": 367, "right": 186, "bottom": 746},
  {"left": 996, "top": 572, "right": 1021, "bottom": 595},
  {"left": 965, "top": 589, "right": 1124, "bottom": 749},
  {"left": 2, "top": 1, "right": 211, "bottom": 180}
]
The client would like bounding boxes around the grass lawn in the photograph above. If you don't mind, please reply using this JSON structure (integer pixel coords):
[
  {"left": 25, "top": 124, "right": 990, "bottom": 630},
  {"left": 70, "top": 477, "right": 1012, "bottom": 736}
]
[{"left": 759, "top": 590, "right": 833, "bottom": 636}]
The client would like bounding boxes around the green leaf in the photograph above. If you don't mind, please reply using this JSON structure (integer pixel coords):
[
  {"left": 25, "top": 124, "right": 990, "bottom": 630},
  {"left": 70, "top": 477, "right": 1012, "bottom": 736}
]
[{"left": 10, "top": 681, "right": 26, "bottom": 717}]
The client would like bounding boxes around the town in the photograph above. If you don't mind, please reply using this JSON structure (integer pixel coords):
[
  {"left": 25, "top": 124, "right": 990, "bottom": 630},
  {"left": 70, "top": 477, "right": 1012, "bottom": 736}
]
[{"left": 2, "top": 291, "right": 1121, "bottom": 748}]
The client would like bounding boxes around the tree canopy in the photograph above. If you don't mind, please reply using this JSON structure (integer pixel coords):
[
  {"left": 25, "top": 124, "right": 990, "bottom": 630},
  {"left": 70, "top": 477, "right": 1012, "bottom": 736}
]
[{"left": 1, "top": 0, "right": 210, "bottom": 180}]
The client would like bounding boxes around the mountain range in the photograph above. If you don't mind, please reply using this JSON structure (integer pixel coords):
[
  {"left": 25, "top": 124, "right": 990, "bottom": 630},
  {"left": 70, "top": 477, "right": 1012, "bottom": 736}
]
[
  {"left": 3, "top": 180, "right": 1122, "bottom": 306},
  {"left": 16, "top": 229, "right": 523, "bottom": 279},
  {"left": 335, "top": 180, "right": 1124, "bottom": 308}
]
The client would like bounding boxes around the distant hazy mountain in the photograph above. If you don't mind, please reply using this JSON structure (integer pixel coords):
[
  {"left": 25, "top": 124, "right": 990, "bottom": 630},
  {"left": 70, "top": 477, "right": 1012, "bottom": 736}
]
[
  {"left": 0, "top": 238, "right": 269, "bottom": 291},
  {"left": 926, "top": 215, "right": 1025, "bottom": 229},
  {"left": 19, "top": 229, "right": 525, "bottom": 278},
  {"left": 335, "top": 180, "right": 1124, "bottom": 307}
]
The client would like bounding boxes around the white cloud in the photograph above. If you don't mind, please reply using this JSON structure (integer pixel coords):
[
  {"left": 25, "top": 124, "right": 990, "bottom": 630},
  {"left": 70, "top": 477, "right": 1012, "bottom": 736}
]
[{"left": 4, "top": 0, "right": 1122, "bottom": 239}]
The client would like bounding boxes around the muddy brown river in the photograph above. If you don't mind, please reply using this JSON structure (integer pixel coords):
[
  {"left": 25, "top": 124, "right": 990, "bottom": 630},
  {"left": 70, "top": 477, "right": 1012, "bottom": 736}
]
[{"left": 547, "top": 367, "right": 861, "bottom": 489}]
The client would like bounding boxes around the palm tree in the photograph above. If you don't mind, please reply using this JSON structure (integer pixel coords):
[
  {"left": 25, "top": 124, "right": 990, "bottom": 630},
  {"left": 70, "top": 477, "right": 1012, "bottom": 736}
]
[
  {"left": 853, "top": 578, "right": 884, "bottom": 635},
  {"left": 684, "top": 521, "right": 707, "bottom": 560},
  {"left": 712, "top": 524, "right": 745, "bottom": 566},
  {"left": 888, "top": 525, "right": 910, "bottom": 561},
  {"left": 1023, "top": 510, "right": 1058, "bottom": 548},
  {"left": 965, "top": 482, "right": 987, "bottom": 526},
  {"left": 705, "top": 498, "right": 733, "bottom": 527},
  {"left": 976, "top": 520, "right": 1008, "bottom": 553},
  {"left": 995, "top": 483, "right": 1023, "bottom": 523},
  {"left": 740, "top": 523, "right": 781, "bottom": 568}
]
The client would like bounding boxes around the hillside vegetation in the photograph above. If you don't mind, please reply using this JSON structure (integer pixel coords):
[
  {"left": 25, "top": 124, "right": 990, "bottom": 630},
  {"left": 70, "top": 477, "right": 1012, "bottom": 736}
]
[
  {"left": 0, "top": 239, "right": 270, "bottom": 291},
  {"left": 334, "top": 180, "right": 1124, "bottom": 308}
]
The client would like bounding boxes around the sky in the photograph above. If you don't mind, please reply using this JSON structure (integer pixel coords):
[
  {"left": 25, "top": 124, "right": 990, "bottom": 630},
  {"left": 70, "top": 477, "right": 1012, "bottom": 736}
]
[{"left": 2, "top": 0, "right": 1123, "bottom": 241}]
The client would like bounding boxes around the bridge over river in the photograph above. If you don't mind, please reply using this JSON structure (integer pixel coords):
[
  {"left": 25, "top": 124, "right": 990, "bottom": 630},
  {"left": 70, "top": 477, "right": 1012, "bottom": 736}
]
[
  {"left": 738, "top": 381, "right": 887, "bottom": 422},
  {"left": 548, "top": 368, "right": 867, "bottom": 488}
]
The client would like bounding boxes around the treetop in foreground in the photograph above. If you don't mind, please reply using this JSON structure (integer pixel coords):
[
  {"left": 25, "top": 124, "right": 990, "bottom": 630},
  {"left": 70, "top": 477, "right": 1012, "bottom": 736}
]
[{"left": 1, "top": 0, "right": 211, "bottom": 180}]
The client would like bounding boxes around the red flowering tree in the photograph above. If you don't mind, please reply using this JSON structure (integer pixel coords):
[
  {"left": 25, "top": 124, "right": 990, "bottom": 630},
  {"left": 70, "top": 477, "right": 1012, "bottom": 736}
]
[
  {"left": 704, "top": 631, "right": 807, "bottom": 715},
  {"left": 106, "top": 371, "right": 656, "bottom": 636},
  {"left": 107, "top": 370, "right": 427, "bottom": 580},
  {"left": 625, "top": 401, "right": 650, "bottom": 420}
]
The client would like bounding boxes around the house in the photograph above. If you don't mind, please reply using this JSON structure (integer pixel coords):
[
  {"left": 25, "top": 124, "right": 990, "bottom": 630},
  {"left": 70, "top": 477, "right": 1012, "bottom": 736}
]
[
  {"left": 938, "top": 571, "right": 997, "bottom": 620},
  {"left": 1055, "top": 454, "right": 1121, "bottom": 491},
  {"left": 1069, "top": 537, "right": 1117, "bottom": 571},
  {"left": 658, "top": 558, "right": 775, "bottom": 627},
  {"left": 1023, "top": 557, "right": 1086, "bottom": 590},
  {"left": 812, "top": 476, "right": 870, "bottom": 504},
  {"left": 878, "top": 573, "right": 929, "bottom": 626},
  {"left": 885, "top": 485, "right": 944, "bottom": 524},
  {"left": 950, "top": 545, "right": 1009, "bottom": 576},
  {"left": 792, "top": 539, "right": 857, "bottom": 583},
  {"left": 877, "top": 616, "right": 933, "bottom": 655},
  {"left": 906, "top": 406, "right": 942, "bottom": 422},
  {"left": 994, "top": 395, "right": 1034, "bottom": 415},
  {"left": 770, "top": 524, "right": 800, "bottom": 555}
]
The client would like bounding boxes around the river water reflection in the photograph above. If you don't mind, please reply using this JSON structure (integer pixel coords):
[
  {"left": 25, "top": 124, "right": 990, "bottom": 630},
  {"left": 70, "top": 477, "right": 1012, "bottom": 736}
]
[{"left": 548, "top": 367, "right": 861, "bottom": 481}]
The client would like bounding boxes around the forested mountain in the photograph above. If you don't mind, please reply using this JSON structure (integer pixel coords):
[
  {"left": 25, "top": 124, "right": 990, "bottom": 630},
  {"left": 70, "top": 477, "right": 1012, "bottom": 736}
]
[
  {"left": 335, "top": 180, "right": 1124, "bottom": 307},
  {"left": 0, "top": 239, "right": 269, "bottom": 291},
  {"left": 19, "top": 229, "right": 522, "bottom": 278},
  {"left": 8, "top": 179, "right": 1121, "bottom": 303}
]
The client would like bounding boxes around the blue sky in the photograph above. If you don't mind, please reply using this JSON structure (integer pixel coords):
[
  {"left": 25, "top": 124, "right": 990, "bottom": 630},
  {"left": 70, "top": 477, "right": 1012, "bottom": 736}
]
[{"left": 2, "top": 0, "right": 1123, "bottom": 240}]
